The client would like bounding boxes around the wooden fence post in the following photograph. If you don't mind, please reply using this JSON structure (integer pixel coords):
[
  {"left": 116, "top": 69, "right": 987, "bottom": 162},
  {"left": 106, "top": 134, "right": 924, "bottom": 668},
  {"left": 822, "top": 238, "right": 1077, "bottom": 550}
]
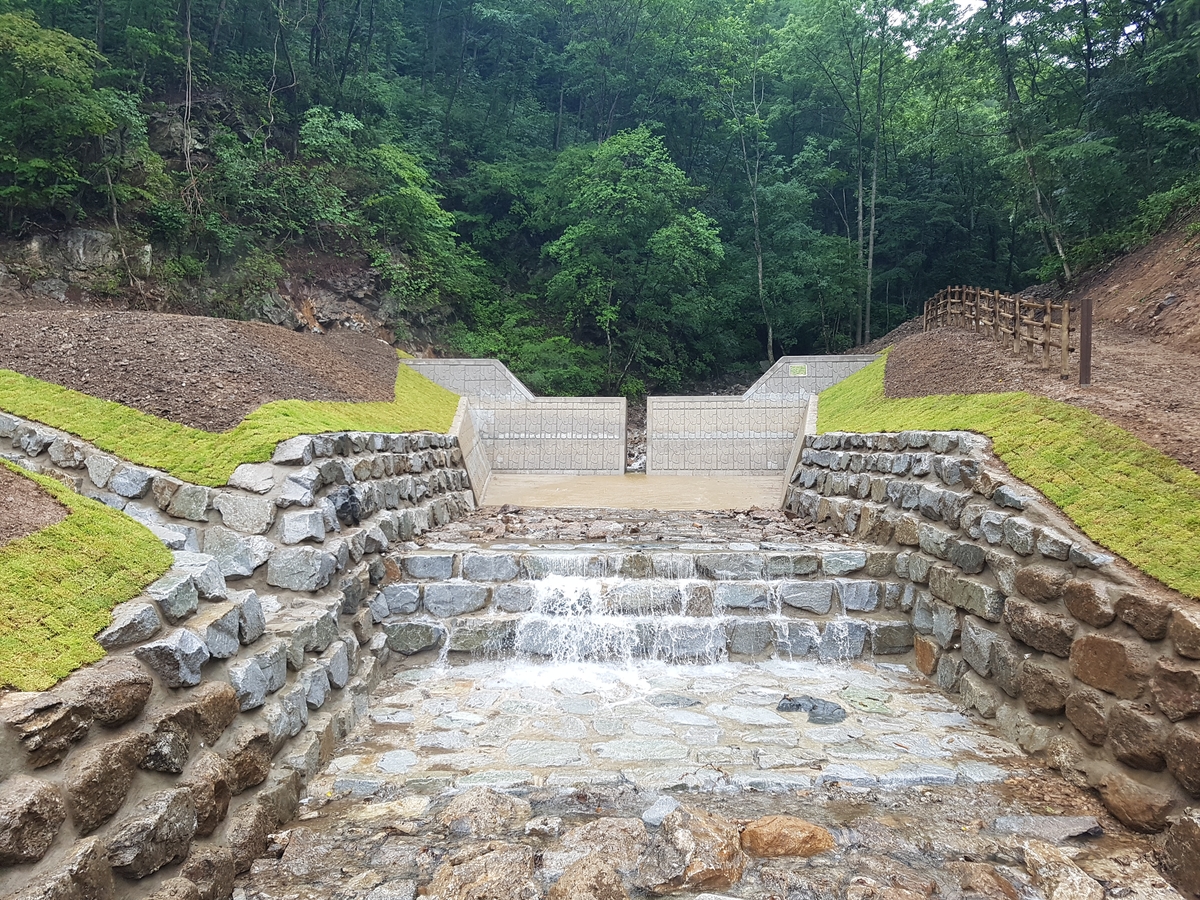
[
  {"left": 1060, "top": 300, "right": 1070, "bottom": 379},
  {"left": 1042, "top": 298, "right": 1051, "bottom": 369}
]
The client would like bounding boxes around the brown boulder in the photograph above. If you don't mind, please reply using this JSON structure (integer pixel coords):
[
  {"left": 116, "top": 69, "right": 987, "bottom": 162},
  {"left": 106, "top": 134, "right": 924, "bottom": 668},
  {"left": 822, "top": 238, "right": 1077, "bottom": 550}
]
[
  {"left": 437, "top": 786, "right": 533, "bottom": 838},
  {"left": 63, "top": 733, "right": 152, "bottom": 834},
  {"left": 1065, "top": 687, "right": 1109, "bottom": 745},
  {"left": 741, "top": 815, "right": 835, "bottom": 858},
  {"left": 1019, "top": 660, "right": 1072, "bottom": 715},
  {"left": 636, "top": 805, "right": 748, "bottom": 895},
  {"left": 1169, "top": 607, "right": 1200, "bottom": 659},
  {"left": 1023, "top": 839, "right": 1104, "bottom": 900},
  {"left": 181, "top": 751, "right": 233, "bottom": 836},
  {"left": 546, "top": 817, "right": 647, "bottom": 875},
  {"left": 226, "top": 796, "right": 277, "bottom": 874},
  {"left": 426, "top": 841, "right": 539, "bottom": 899},
  {"left": 222, "top": 725, "right": 273, "bottom": 794},
  {"left": 0, "top": 692, "right": 92, "bottom": 767},
  {"left": 1094, "top": 771, "right": 1175, "bottom": 833},
  {"left": 1115, "top": 592, "right": 1173, "bottom": 641},
  {"left": 1164, "top": 722, "right": 1200, "bottom": 795},
  {"left": 1107, "top": 703, "right": 1167, "bottom": 771},
  {"left": 0, "top": 776, "right": 67, "bottom": 864},
  {"left": 1062, "top": 580, "right": 1115, "bottom": 627},
  {"left": 144, "top": 879, "right": 201, "bottom": 900},
  {"left": 549, "top": 855, "right": 630, "bottom": 900},
  {"left": 106, "top": 788, "right": 198, "bottom": 878},
  {"left": 181, "top": 846, "right": 236, "bottom": 900},
  {"left": 944, "top": 861, "right": 1021, "bottom": 900},
  {"left": 8, "top": 836, "right": 114, "bottom": 900},
  {"left": 191, "top": 681, "right": 240, "bottom": 744},
  {"left": 1014, "top": 566, "right": 1069, "bottom": 603},
  {"left": 1152, "top": 657, "right": 1200, "bottom": 721},
  {"left": 1162, "top": 809, "right": 1200, "bottom": 895},
  {"left": 64, "top": 658, "right": 153, "bottom": 727},
  {"left": 913, "top": 634, "right": 939, "bottom": 675},
  {"left": 1003, "top": 600, "right": 1075, "bottom": 657},
  {"left": 1068, "top": 635, "right": 1152, "bottom": 699}
]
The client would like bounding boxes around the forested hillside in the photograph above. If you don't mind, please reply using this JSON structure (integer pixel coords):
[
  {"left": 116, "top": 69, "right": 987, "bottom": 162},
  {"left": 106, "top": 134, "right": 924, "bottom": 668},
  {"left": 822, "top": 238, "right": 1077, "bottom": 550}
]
[{"left": 1, "top": 0, "right": 1198, "bottom": 394}]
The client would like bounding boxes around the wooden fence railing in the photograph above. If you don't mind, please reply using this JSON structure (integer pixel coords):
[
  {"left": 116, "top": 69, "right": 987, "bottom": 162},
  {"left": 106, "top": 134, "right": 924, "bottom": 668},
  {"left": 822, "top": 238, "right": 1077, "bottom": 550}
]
[{"left": 923, "top": 285, "right": 1074, "bottom": 379}]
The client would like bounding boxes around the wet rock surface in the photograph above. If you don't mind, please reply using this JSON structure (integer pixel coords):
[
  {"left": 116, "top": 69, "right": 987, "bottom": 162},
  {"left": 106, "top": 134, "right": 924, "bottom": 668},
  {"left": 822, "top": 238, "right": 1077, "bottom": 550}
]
[{"left": 234, "top": 657, "right": 1183, "bottom": 900}]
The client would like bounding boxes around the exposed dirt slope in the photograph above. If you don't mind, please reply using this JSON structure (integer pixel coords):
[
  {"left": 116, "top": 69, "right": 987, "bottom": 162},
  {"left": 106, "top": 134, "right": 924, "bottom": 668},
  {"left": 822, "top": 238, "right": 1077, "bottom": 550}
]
[
  {"left": 0, "top": 466, "right": 67, "bottom": 547},
  {"left": 1065, "top": 217, "right": 1200, "bottom": 350},
  {"left": 880, "top": 220, "right": 1200, "bottom": 474},
  {"left": 0, "top": 309, "right": 399, "bottom": 432}
]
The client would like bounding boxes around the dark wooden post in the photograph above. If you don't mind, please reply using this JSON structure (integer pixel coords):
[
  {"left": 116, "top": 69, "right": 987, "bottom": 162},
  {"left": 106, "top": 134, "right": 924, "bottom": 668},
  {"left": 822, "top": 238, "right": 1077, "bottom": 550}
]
[{"left": 1079, "top": 296, "right": 1093, "bottom": 386}]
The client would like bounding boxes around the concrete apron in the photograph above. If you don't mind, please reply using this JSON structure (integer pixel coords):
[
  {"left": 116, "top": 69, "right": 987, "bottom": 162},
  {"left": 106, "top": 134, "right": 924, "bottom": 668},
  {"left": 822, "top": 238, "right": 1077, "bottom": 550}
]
[{"left": 480, "top": 474, "right": 785, "bottom": 510}]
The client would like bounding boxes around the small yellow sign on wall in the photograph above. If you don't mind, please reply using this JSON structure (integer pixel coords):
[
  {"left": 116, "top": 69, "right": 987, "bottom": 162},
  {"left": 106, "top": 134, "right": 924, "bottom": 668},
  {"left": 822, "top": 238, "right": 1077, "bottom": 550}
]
[{"left": 788, "top": 363, "right": 809, "bottom": 377}]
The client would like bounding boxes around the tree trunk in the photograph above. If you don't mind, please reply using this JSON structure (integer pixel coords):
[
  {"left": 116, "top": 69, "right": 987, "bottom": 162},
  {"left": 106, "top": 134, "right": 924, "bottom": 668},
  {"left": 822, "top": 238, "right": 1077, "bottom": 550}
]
[{"left": 208, "top": 0, "right": 227, "bottom": 56}]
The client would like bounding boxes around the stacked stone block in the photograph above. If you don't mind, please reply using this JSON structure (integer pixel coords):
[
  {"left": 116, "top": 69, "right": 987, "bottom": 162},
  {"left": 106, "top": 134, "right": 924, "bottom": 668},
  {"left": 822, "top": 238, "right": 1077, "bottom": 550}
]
[
  {"left": 374, "top": 545, "right": 916, "bottom": 665},
  {"left": 0, "top": 415, "right": 475, "bottom": 899},
  {"left": 785, "top": 429, "right": 1200, "bottom": 889}
]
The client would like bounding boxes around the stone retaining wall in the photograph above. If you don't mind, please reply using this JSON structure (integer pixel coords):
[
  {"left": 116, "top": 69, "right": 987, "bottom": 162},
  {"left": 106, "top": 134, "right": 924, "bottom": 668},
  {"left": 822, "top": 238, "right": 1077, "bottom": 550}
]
[
  {"left": 0, "top": 414, "right": 475, "bottom": 900},
  {"left": 783, "top": 429, "right": 1200, "bottom": 890}
]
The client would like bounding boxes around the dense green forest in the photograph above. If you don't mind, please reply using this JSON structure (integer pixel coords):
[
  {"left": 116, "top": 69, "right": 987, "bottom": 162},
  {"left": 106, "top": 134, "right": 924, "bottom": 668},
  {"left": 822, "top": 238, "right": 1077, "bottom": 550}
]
[{"left": 1, "top": 0, "right": 1198, "bottom": 393}]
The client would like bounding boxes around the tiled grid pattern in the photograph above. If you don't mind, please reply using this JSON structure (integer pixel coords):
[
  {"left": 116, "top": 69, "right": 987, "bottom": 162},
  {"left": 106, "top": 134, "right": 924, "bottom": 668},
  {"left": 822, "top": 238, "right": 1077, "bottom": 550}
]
[
  {"left": 451, "top": 399, "right": 492, "bottom": 498},
  {"left": 403, "top": 358, "right": 535, "bottom": 401},
  {"left": 411, "top": 355, "right": 872, "bottom": 478},
  {"left": 646, "top": 398, "right": 804, "bottom": 475},
  {"left": 743, "top": 355, "right": 878, "bottom": 401},
  {"left": 477, "top": 399, "right": 626, "bottom": 474}
]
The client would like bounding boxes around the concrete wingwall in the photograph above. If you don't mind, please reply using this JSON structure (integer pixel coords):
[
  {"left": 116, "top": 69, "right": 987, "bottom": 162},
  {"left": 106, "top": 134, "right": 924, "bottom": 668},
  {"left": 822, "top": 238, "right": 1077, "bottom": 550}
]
[
  {"left": 402, "top": 358, "right": 534, "bottom": 402},
  {"left": 647, "top": 355, "right": 877, "bottom": 475},
  {"left": 744, "top": 354, "right": 879, "bottom": 399},
  {"left": 410, "top": 354, "right": 876, "bottom": 481}
]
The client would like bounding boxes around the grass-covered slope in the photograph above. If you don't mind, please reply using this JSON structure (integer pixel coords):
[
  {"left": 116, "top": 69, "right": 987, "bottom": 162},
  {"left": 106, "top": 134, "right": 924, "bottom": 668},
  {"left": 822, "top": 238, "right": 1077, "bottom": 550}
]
[
  {"left": 818, "top": 357, "right": 1200, "bottom": 599},
  {"left": 0, "top": 462, "right": 173, "bottom": 690},
  {"left": 0, "top": 358, "right": 460, "bottom": 486}
]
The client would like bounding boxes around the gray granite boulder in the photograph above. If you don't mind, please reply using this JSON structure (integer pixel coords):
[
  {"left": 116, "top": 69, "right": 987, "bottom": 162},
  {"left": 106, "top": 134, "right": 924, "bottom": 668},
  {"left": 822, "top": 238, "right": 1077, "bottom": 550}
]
[
  {"left": 213, "top": 493, "right": 276, "bottom": 535},
  {"left": 266, "top": 547, "right": 337, "bottom": 591},
  {"left": 145, "top": 572, "right": 199, "bottom": 624},
  {"left": 109, "top": 465, "right": 154, "bottom": 499},
  {"left": 423, "top": 583, "right": 489, "bottom": 617},
  {"left": 97, "top": 601, "right": 163, "bottom": 650},
  {"left": 133, "top": 630, "right": 211, "bottom": 687},
  {"left": 173, "top": 551, "right": 228, "bottom": 600}
]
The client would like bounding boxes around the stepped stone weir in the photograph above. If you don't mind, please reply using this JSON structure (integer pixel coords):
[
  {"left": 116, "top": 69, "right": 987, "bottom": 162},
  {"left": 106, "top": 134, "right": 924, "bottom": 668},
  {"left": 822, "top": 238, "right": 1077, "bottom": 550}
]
[{"left": 0, "top": 352, "right": 1194, "bottom": 899}]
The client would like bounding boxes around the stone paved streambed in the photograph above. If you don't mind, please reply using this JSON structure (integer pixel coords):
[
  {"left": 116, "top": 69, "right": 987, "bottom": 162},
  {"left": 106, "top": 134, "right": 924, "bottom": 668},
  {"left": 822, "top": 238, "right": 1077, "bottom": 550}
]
[{"left": 234, "top": 657, "right": 1181, "bottom": 900}]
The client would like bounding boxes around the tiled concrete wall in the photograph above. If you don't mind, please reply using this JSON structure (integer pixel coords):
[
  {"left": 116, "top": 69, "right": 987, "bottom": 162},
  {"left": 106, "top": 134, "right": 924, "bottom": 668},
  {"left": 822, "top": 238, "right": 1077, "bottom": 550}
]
[
  {"left": 744, "top": 355, "right": 879, "bottom": 400},
  {"left": 647, "top": 355, "right": 875, "bottom": 475},
  {"left": 410, "top": 360, "right": 625, "bottom": 475},
  {"left": 450, "top": 398, "right": 492, "bottom": 497},
  {"left": 403, "top": 358, "right": 535, "bottom": 402},
  {"left": 474, "top": 399, "right": 626, "bottom": 474},
  {"left": 647, "top": 398, "right": 804, "bottom": 475}
]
